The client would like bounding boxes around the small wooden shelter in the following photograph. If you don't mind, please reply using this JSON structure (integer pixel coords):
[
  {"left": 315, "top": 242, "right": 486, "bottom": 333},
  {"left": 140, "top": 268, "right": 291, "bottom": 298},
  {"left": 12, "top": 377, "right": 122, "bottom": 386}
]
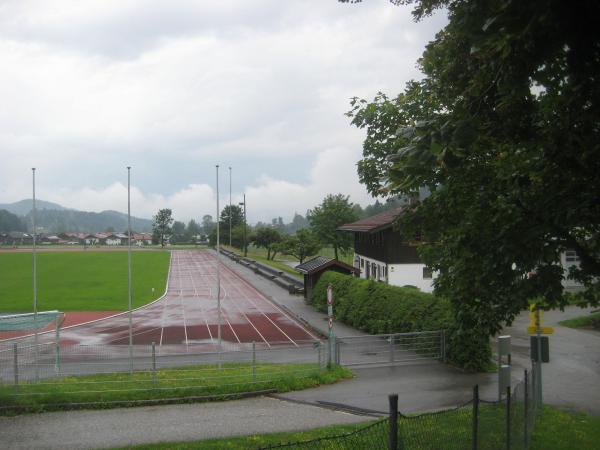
[{"left": 295, "top": 256, "right": 358, "bottom": 299}]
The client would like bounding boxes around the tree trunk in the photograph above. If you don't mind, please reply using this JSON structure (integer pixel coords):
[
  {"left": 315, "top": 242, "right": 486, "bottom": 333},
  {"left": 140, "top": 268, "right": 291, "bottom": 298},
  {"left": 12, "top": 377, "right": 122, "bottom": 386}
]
[{"left": 334, "top": 246, "right": 338, "bottom": 260}]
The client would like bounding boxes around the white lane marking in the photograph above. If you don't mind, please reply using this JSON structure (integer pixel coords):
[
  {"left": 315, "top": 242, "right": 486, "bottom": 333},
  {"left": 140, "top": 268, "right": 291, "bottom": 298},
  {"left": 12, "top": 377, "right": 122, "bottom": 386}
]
[{"left": 220, "top": 265, "right": 299, "bottom": 346}]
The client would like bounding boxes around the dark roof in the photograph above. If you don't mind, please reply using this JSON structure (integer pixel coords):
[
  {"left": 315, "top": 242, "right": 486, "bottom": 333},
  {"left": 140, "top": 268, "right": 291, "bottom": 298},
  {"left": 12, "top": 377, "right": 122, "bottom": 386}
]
[
  {"left": 337, "top": 207, "right": 404, "bottom": 233},
  {"left": 295, "top": 256, "right": 357, "bottom": 275}
]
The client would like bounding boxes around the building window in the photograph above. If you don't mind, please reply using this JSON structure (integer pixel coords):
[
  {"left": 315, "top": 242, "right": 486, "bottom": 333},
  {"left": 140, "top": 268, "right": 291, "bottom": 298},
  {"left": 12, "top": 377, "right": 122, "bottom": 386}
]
[
  {"left": 423, "top": 267, "right": 433, "bottom": 279},
  {"left": 565, "top": 250, "right": 579, "bottom": 262},
  {"left": 360, "top": 258, "right": 364, "bottom": 268}
]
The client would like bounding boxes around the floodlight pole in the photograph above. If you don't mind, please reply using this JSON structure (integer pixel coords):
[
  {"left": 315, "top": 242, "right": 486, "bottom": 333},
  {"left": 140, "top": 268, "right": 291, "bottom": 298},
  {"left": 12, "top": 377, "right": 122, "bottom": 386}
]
[
  {"left": 32, "top": 168, "right": 39, "bottom": 378},
  {"left": 243, "top": 194, "right": 247, "bottom": 257},
  {"left": 229, "top": 166, "right": 232, "bottom": 247},
  {"left": 216, "top": 165, "right": 222, "bottom": 353},
  {"left": 127, "top": 167, "right": 133, "bottom": 374},
  {"left": 238, "top": 196, "right": 247, "bottom": 257}
]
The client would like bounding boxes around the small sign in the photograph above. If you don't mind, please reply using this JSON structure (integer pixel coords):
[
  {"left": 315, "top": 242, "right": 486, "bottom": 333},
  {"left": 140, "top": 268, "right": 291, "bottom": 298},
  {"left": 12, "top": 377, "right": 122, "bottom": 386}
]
[
  {"left": 527, "top": 326, "right": 554, "bottom": 335},
  {"left": 328, "top": 317, "right": 333, "bottom": 329},
  {"left": 327, "top": 285, "right": 333, "bottom": 305},
  {"left": 530, "top": 336, "right": 550, "bottom": 362},
  {"left": 327, "top": 305, "right": 333, "bottom": 317}
]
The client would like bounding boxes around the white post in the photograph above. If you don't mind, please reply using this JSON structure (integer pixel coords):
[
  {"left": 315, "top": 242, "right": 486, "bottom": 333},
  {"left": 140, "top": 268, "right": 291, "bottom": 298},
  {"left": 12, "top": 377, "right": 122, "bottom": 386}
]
[
  {"left": 127, "top": 166, "right": 133, "bottom": 374},
  {"left": 216, "top": 165, "right": 222, "bottom": 355},
  {"left": 32, "top": 168, "right": 39, "bottom": 380}
]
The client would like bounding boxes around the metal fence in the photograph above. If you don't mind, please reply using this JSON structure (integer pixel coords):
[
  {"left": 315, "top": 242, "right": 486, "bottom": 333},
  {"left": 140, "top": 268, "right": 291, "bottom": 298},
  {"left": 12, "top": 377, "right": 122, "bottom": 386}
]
[
  {"left": 0, "top": 340, "right": 326, "bottom": 412},
  {"left": 258, "top": 369, "right": 539, "bottom": 450},
  {"left": 333, "top": 331, "right": 444, "bottom": 367}
]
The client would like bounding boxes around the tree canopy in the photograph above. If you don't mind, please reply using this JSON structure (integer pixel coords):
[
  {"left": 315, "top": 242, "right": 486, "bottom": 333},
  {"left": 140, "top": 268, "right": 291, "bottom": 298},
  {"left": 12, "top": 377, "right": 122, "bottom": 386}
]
[
  {"left": 253, "top": 227, "right": 283, "bottom": 260},
  {"left": 308, "top": 194, "right": 358, "bottom": 260},
  {"left": 0, "top": 209, "right": 25, "bottom": 233},
  {"left": 280, "top": 229, "right": 321, "bottom": 264},
  {"left": 152, "top": 209, "right": 173, "bottom": 248},
  {"left": 347, "top": 0, "right": 600, "bottom": 365}
]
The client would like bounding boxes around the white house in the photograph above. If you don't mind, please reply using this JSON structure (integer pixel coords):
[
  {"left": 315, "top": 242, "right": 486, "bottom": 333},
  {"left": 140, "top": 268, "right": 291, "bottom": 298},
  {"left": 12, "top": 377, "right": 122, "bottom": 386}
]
[{"left": 338, "top": 207, "right": 435, "bottom": 292}]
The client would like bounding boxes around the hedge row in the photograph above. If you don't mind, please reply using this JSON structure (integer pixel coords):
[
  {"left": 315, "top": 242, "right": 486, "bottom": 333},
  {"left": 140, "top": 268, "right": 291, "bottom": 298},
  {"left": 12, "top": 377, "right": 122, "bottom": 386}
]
[{"left": 311, "top": 271, "right": 491, "bottom": 371}]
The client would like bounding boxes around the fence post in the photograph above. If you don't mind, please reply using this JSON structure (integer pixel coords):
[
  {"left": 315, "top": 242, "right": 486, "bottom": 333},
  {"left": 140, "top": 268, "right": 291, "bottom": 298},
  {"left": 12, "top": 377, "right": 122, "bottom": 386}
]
[
  {"left": 472, "top": 385, "right": 479, "bottom": 450},
  {"left": 54, "top": 321, "right": 61, "bottom": 373},
  {"left": 252, "top": 341, "right": 256, "bottom": 382},
  {"left": 506, "top": 386, "right": 511, "bottom": 450},
  {"left": 317, "top": 341, "right": 322, "bottom": 373},
  {"left": 441, "top": 330, "right": 446, "bottom": 362},
  {"left": 13, "top": 343, "right": 19, "bottom": 393},
  {"left": 389, "top": 334, "right": 394, "bottom": 364},
  {"left": 524, "top": 370, "right": 529, "bottom": 450},
  {"left": 388, "top": 394, "right": 398, "bottom": 450},
  {"left": 151, "top": 342, "right": 157, "bottom": 386}
]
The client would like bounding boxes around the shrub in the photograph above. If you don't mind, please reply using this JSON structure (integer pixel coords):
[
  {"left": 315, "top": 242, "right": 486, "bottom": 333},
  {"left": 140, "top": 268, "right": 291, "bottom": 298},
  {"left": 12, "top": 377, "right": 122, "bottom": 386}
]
[{"left": 311, "top": 271, "right": 491, "bottom": 371}]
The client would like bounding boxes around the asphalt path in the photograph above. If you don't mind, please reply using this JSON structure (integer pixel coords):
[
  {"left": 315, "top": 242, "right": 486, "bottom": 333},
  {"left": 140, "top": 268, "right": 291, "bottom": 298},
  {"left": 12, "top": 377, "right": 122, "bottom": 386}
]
[{"left": 0, "top": 396, "right": 367, "bottom": 450}]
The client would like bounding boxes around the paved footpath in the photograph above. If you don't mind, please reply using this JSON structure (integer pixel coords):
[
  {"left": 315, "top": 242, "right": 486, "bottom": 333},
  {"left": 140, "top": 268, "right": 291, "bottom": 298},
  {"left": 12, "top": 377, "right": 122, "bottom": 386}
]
[{"left": 0, "top": 397, "right": 367, "bottom": 450}]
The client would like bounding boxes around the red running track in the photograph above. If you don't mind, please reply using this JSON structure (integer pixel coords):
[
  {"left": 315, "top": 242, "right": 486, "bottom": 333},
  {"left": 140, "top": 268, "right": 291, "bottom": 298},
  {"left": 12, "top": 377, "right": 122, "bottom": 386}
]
[{"left": 33, "top": 250, "right": 317, "bottom": 351}]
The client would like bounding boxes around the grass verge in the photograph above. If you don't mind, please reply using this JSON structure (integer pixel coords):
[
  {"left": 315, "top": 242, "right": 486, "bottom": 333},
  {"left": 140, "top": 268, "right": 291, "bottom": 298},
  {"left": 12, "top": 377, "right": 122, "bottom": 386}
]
[
  {"left": 558, "top": 311, "right": 600, "bottom": 330},
  {"left": 124, "top": 405, "right": 600, "bottom": 450},
  {"left": 0, "top": 363, "right": 351, "bottom": 415},
  {"left": 0, "top": 250, "right": 170, "bottom": 311}
]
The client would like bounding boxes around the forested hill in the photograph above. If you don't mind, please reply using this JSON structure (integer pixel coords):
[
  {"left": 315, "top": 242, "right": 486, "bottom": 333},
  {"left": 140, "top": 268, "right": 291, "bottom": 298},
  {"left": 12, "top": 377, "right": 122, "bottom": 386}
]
[{"left": 0, "top": 200, "right": 152, "bottom": 233}]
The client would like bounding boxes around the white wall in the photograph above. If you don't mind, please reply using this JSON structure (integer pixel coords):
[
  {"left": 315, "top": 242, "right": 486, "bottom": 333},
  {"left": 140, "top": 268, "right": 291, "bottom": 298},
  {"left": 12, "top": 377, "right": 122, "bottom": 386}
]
[
  {"left": 560, "top": 251, "right": 584, "bottom": 291},
  {"left": 388, "top": 263, "right": 435, "bottom": 293},
  {"left": 354, "top": 252, "right": 436, "bottom": 293}
]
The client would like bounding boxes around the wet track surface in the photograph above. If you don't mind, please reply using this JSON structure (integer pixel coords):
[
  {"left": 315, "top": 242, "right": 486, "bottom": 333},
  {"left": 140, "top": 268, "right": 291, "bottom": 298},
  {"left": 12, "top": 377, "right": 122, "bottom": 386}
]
[{"left": 19, "top": 250, "right": 317, "bottom": 352}]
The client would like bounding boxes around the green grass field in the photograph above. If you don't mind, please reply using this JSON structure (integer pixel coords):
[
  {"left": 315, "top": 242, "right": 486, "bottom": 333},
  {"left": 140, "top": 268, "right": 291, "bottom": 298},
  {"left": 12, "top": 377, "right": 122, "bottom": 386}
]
[
  {"left": 0, "top": 363, "right": 351, "bottom": 414},
  {"left": 558, "top": 311, "right": 600, "bottom": 330},
  {"left": 0, "top": 250, "right": 170, "bottom": 312},
  {"left": 224, "top": 244, "right": 353, "bottom": 279},
  {"left": 126, "top": 405, "right": 600, "bottom": 450}
]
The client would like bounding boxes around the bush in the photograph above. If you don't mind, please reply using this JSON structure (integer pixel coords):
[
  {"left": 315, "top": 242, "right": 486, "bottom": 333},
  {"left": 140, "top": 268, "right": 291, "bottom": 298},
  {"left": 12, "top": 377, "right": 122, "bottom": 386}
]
[{"left": 311, "top": 272, "right": 491, "bottom": 371}]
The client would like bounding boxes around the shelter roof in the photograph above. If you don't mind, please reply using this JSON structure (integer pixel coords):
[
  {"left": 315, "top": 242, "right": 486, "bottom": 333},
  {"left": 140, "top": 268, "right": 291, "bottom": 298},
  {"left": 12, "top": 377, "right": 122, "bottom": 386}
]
[
  {"left": 337, "top": 207, "right": 405, "bottom": 233},
  {"left": 295, "top": 256, "right": 357, "bottom": 275}
]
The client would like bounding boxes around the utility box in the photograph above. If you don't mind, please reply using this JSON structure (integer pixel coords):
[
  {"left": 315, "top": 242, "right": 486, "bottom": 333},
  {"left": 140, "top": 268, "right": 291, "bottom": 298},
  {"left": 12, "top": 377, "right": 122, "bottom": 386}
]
[
  {"left": 498, "top": 335, "right": 511, "bottom": 356},
  {"left": 499, "top": 365, "right": 511, "bottom": 391},
  {"left": 530, "top": 336, "right": 550, "bottom": 362}
]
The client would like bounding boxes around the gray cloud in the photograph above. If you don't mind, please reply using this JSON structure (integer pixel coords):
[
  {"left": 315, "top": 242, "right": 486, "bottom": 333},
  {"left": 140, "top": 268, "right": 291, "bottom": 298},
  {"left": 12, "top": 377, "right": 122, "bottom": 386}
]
[{"left": 0, "top": 0, "right": 447, "bottom": 222}]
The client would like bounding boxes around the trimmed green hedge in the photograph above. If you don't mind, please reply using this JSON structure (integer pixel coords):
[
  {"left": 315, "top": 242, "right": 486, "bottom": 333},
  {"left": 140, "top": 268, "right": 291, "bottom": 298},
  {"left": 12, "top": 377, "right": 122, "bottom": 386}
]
[{"left": 311, "top": 272, "right": 491, "bottom": 371}]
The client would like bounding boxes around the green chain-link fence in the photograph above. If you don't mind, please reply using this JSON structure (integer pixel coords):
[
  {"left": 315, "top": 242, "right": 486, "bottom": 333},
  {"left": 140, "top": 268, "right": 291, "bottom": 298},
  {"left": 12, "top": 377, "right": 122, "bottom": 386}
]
[{"left": 258, "top": 369, "right": 538, "bottom": 450}]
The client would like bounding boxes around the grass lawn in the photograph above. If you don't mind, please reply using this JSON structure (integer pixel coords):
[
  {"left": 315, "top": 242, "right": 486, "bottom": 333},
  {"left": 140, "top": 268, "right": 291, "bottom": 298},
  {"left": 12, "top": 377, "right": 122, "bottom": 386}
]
[
  {"left": 224, "top": 244, "right": 353, "bottom": 279},
  {"left": 0, "top": 250, "right": 170, "bottom": 312},
  {"left": 125, "top": 405, "right": 600, "bottom": 449},
  {"left": 0, "top": 363, "right": 351, "bottom": 414},
  {"left": 558, "top": 311, "right": 600, "bottom": 330}
]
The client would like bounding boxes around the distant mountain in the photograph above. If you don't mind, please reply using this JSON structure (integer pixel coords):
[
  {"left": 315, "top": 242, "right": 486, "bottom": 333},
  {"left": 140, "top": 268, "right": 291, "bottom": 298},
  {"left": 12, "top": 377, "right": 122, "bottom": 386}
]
[
  {"left": 0, "top": 199, "right": 153, "bottom": 233},
  {"left": 0, "top": 199, "right": 67, "bottom": 216}
]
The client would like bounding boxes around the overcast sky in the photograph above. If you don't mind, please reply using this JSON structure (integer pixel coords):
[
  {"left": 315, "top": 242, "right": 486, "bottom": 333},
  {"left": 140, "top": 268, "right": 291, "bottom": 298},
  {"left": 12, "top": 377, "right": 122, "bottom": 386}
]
[{"left": 0, "top": 0, "right": 447, "bottom": 224}]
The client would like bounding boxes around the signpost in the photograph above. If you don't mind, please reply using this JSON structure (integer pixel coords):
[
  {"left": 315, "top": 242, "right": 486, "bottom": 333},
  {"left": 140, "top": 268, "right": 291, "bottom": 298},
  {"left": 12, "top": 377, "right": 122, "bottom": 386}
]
[
  {"left": 528, "top": 304, "right": 551, "bottom": 412},
  {"left": 327, "top": 284, "right": 334, "bottom": 367}
]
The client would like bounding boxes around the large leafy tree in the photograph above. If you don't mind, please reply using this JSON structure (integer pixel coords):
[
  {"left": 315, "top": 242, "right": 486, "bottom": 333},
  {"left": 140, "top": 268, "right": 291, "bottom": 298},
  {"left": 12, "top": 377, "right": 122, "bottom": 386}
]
[
  {"left": 171, "top": 221, "right": 186, "bottom": 244},
  {"left": 152, "top": 209, "right": 173, "bottom": 248},
  {"left": 185, "top": 219, "right": 202, "bottom": 244},
  {"left": 280, "top": 229, "right": 321, "bottom": 264},
  {"left": 346, "top": 0, "right": 600, "bottom": 368},
  {"left": 308, "top": 194, "right": 358, "bottom": 260},
  {"left": 0, "top": 209, "right": 25, "bottom": 232},
  {"left": 253, "top": 227, "right": 283, "bottom": 260}
]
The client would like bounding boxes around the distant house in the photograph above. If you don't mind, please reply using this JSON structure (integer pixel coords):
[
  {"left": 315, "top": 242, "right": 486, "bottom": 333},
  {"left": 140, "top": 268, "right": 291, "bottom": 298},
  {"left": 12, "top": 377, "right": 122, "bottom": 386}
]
[
  {"left": 7, "top": 231, "right": 33, "bottom": 246},
  {"left": 104, "top": 233, "right": 128, "bottom": 246},
  {"left": 132, "top": 233, "right": 153, "bottom": 246},
  {"left": 338, "top": 207, "right": 435, "bottom": 292}
]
